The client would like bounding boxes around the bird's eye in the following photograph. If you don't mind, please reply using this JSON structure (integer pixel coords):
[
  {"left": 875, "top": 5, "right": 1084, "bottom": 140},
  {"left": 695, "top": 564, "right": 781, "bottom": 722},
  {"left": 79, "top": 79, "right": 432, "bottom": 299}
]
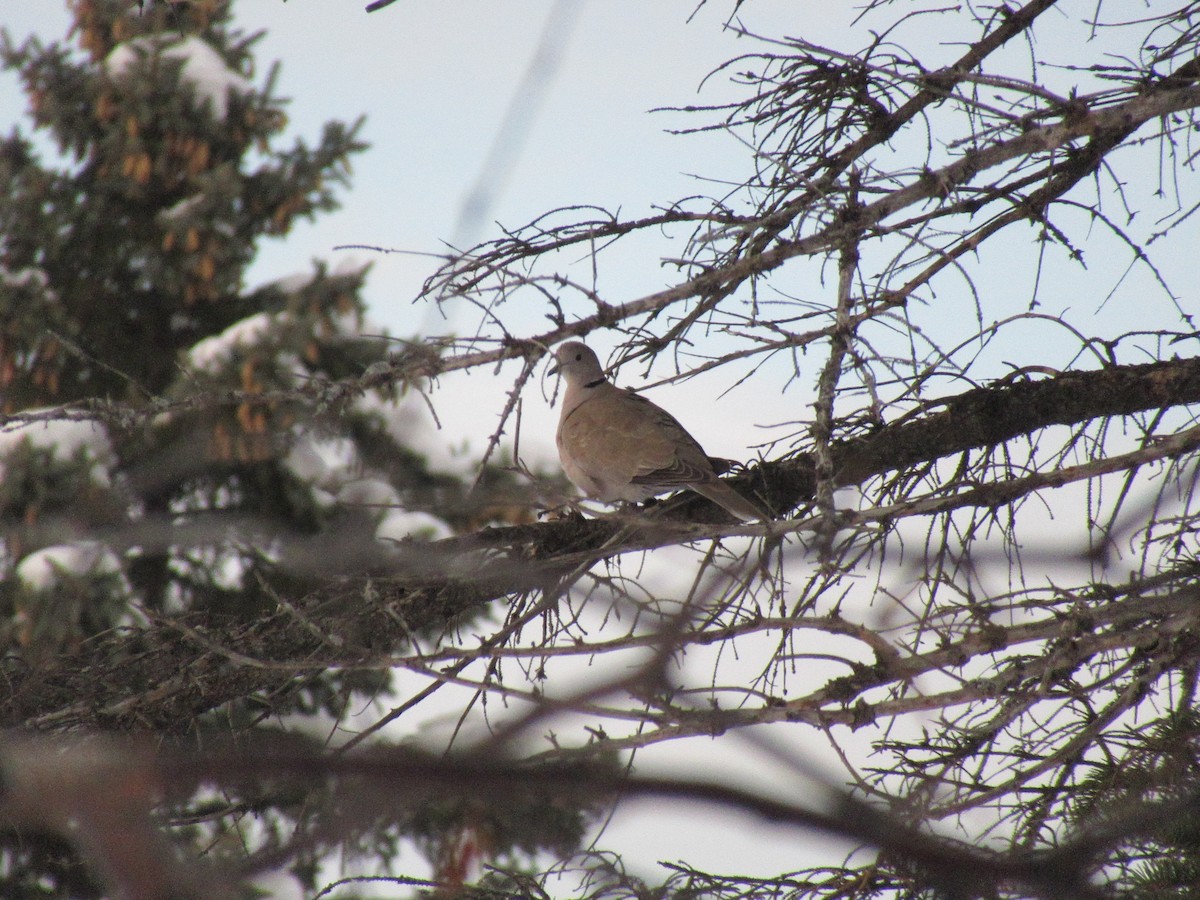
[{"left": 574, "top": 353, "right": 582, "bottom": 360}]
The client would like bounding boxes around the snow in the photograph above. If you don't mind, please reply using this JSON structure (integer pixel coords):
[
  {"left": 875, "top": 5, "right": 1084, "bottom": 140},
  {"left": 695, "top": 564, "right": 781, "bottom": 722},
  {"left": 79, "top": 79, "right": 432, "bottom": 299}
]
[
  {"left": 376, "top": 509, "right": 452, "bottom": 543},
  {"left": 283, "top": 431, "right": 356, "bottom": 489},
  {"left": 186, "top": 312, "right": 276, "bottom": 373},
  {"left": 0, "top": 416, "right": 115, "bottom": 486},
  {"left": 285, "top": 434, "right": 405, "bottom": 520},
  {"left": 285, "top": 439, "right": 453, "bottom": 542},
  {"left": 336, "top": 478, "right": 400, "bottom": 509},
  {"left": 16, "top": 542, "right": 119, "bottom": 591},
  {"left": 105, "top": 35, "right": 252, "bottom": 120},
  {"left": 262, "top": 271, "right": 315, "bottom": 295},
  {"left": 382, "top": 392, "right": 479, "bottom": 477},
  {"left": 104, "top": 40, "right": 143, "bottom": 77},
  {"left": 160, "top": 194, "right": 205, "bottom": 221},
  {"left": 283, "top": 433, "right": 333, "bottom": 485},
  {"left": 0, "top": 266, "right": 50, "bottom": 290},
  {"left": 334, "top": 256, "right": 369, "bottom": 277}
]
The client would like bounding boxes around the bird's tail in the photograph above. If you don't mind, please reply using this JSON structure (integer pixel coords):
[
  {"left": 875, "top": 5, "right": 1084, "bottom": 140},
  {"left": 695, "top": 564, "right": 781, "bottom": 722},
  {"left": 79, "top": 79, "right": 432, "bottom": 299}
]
[{"left": 691, "top": 480, "right": 770, "bottom": 522}]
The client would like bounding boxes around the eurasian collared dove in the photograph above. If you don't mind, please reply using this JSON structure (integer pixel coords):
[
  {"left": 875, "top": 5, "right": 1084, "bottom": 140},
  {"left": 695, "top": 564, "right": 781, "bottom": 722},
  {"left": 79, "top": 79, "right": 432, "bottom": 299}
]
[{"left": 551, "top": 341, "right": 768, "bottom": 521}]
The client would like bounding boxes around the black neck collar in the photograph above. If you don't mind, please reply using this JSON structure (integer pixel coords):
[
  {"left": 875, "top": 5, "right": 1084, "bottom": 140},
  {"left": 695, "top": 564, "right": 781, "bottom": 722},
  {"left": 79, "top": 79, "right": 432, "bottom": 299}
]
[{"left": 584, "top": 377, "right": 606, "bottom": 389}]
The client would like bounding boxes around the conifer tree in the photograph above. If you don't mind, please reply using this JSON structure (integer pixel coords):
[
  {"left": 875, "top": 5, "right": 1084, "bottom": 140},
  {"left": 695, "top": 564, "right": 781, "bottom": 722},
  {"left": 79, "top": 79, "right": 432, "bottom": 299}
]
[
  {"left": 0, "top": 2, "right": 571, "bottom": 895},
  {"left": 1, "top": 0, "right": 384, "bottom": 643}
]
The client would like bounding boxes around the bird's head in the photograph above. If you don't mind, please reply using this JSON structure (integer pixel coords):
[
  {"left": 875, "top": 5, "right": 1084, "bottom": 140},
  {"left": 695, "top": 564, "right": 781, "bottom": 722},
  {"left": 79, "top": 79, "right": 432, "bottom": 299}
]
[{"left": 550, "top": 341, "right": 606, "bottom": 385}]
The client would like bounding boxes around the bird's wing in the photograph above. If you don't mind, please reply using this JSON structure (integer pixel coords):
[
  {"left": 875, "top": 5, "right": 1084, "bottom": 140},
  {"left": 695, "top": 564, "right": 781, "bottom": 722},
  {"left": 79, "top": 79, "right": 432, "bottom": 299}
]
[{"left": 558, "top": 387, "right": 715, "bottom": 493}]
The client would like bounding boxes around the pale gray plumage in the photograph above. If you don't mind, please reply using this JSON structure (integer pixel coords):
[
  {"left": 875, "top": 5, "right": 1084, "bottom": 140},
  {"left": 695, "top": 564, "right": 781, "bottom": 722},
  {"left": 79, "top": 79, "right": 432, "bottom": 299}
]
[{"left": 551, "top": 341, "right": 768, "bottom": 521}]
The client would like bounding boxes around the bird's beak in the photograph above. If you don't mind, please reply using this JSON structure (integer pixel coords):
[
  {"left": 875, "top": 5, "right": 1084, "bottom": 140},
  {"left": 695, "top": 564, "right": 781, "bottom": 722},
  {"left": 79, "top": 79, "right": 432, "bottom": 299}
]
[{"left": 547, "top": 358, "right": 560, "bottom": 377}]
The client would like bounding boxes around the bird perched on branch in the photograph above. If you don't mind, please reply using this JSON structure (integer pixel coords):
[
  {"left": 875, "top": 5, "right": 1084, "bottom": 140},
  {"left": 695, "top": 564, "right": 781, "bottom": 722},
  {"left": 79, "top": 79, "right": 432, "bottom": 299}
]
[{"left": 550, "top": 341, "right": 769, "bottom": 521}]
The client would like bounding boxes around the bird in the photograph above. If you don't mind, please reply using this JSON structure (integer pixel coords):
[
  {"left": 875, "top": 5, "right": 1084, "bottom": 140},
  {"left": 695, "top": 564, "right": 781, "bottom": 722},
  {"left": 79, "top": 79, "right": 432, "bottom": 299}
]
[{"left": 550, "top": 341, "right": 769, "bottom": 521}]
